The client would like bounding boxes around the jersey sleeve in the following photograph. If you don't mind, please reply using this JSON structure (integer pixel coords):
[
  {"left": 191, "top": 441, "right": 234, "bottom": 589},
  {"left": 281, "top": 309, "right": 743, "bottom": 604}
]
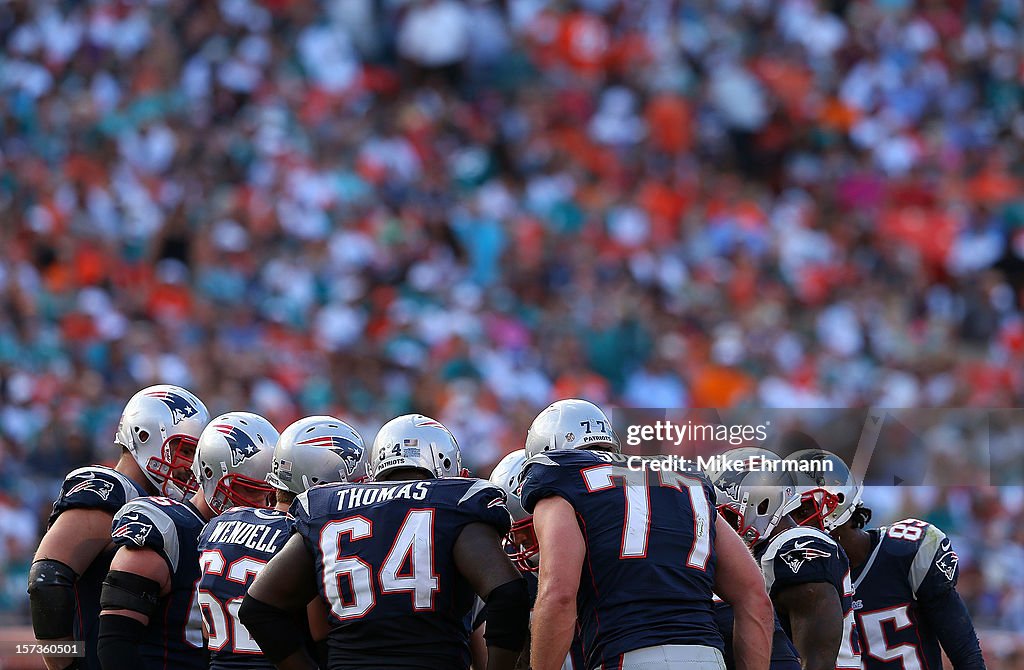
[
  {"left": 760, "top": 531, "right": 842, "bottom": 597},
  {"left": 289, "top": 489, "right": 320, "bottom": 554},
  {"left": 48, "top": 466, "right": 140, "bottom": 526},
  {"left": 908, "top": 522, "right": 959, "bottom": 599},
  {"left": 457, "top": 479, "right": 512, "bottom": 535},
  {"left": 111, "top": 499, "right": 182, "bottom": 572},
  {"left": 520, "top": 453, "right": 577, "bottom": 514}
]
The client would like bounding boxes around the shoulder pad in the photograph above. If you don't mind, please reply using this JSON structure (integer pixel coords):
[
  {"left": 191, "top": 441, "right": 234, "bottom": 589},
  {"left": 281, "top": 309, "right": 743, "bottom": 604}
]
[
  {"left": 760, "top": 527, "right": 840, "bottom": 592},
  {"left": 291, "top": 490, "right": 312, "bottom": 519},
  {"left": 112, "top": 499, "right": 182, "bottom": 571},
  {"left": 50, "top": 466, "right": 143, "bottom": 523},
  {"left": 905, "top": 522, "right": 952, "bottom": 595},
  {"left": 457, "top": 479, "right": 506, "bottom": 507}
]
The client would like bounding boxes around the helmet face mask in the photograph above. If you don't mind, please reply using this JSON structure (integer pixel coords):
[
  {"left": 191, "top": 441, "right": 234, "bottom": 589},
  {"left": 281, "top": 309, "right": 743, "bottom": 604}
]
[
  {"left": 210, "top": 473, "right": 275, "bottom": 512},
  {"left": 787, "top": 449, "right": 862, "bottom": 532},
  {"left": 507, "top": 517, "right": 540, "bottom": 573},
  {"left": 145, "top": 434, "right": 201, "bottom": 499},
  {"left": 115, "top": 385, "right": 210, "bottom": 501}
]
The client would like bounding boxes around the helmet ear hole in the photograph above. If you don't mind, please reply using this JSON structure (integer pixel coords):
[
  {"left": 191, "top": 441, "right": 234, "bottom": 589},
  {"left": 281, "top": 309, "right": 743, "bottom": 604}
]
[
  {"left": 442, "top": 457, "right": 452, "bottom": 469},
  {"left": 757, "top": 498, "right": 770, "bottom": 515},
  {"left": 136, "top": 428, "right": 150, "bottom": 442},
  {"left": 837, "top": 493, "right": 845, "bottom": 504}
]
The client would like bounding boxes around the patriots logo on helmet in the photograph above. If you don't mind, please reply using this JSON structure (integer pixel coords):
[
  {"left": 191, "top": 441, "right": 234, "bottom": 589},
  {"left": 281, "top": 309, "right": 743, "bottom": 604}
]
[
  {"left": 216, "top": 424, "right": 261, "bottom": 467},
  {"left": 779, "top": 540, "right": 832, "bottom": 573},
  {"left": 144, "top": 390, "right": 198, "bottom": 425},
  {"left": 112, "top": 515, "right": 153, "bottom": 546},
  {"left": 67, "top": 476, "right": 115, "bottom": 501},
  {"left": 936, "top": 549, "right": 959, "bottom": 581},
  {"left": 297, "top": 436, "right": 363, "bottom": 476}
]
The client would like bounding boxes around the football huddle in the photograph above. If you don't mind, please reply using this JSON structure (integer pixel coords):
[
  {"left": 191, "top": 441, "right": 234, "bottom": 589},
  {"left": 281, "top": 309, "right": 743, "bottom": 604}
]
[{"left": 26, "top": 385, "right": 986, "bottom": 670}]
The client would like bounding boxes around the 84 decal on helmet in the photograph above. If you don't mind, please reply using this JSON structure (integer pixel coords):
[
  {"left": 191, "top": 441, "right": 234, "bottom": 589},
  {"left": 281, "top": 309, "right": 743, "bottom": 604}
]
[{"left": 780, "top": 539, "right": 832, "bottom": 573}]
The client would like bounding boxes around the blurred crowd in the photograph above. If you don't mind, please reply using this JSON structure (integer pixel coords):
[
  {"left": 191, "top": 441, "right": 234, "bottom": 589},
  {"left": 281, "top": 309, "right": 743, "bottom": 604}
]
[{"left": 0, "top": 0, "right": 1022, "bottom": 656}]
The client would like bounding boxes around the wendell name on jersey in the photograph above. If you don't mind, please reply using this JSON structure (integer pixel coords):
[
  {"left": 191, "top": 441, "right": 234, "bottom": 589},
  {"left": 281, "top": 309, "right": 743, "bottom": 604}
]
[
  {"left": 755, "top": 526, "right": 861, "bottom": 670},
  {"left": 852, "top": 519, "right": 985, "bottom": 670},
  {"left": 202, "top": 509, "right": 287, "bottom": 554}
]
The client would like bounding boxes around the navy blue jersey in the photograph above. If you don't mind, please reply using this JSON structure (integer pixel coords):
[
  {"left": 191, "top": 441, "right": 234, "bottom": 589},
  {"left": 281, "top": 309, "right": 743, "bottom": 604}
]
[
  {"left": 292, "top": 478, "right": 512, "bottom": 670},
  {"left": 47, "top": 465, "right": 146, "bottom": 670},
  {"left": 472, "top": 569, "right": 586, "bottom": 670},
  {"left": 198, "top": 506, "right": 292, "bottom": 669},
  {"left": 110, "top": 496, "right": 208, "bottom": 670},
  {"left": 852, "top": 519, "right": 984, "bottom": 670},
  {"left": 756, "top": 526, "right": 861, "bottom": 670},
  {"left": 520, "top": 450, "right": 722, "bottom": 670},
  {"left": 712, "top": 597, "right": 800, "bottom": 670}
]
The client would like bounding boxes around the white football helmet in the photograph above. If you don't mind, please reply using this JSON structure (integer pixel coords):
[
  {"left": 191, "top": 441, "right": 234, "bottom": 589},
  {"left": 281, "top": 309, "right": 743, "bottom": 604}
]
[
  {"left": 267, "top": 416, "right": 368, "bottom": 494},
  {"left": 524, "top": 399, "right": 620, "bottom": 458},
  {"left": 114, "top": 385, "right": 210, "bottom": 501},
  {"left": 369, "top": 414, "right": 465, "bottom": 481},
  {"left": 788, "top": 449, "right": 864, "bottom": 532},
  {"left": 489, "top": 449, "right": 537, "bottom": 572},
  {"left": 704, "top": 447, "right": 802, "bottom": 547},
  {"left": 192, "top": 412, "right": 278, "bottom": 514}
]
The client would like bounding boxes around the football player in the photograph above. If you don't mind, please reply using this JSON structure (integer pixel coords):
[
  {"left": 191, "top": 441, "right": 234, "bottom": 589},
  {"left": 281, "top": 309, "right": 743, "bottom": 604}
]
[
  {"left": 96, "top": 411, "right": 278, "bottom": 670},
  {"left": 29, "top": 384, "right": 209, "bottom": 670},
  {"left": 469, "top": 448, "right": 584, "bottom": 670},
  {"left": 705, "top": 447, "right": 861, "bottom": 670},
  {"left": 520, "top": 399, "right": 774, "bottom": 670},
  {"left": 788, "top": 449, "right": 986, "bottom": 670},
  {"left": 239, "top": 413, "right": 530, "bottom": 670},
  {"left": 196, "top": 415, "right": 368, "bottom": 669}
]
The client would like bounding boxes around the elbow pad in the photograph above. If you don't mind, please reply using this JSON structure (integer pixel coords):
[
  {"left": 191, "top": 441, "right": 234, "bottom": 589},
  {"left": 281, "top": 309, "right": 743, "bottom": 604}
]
[
  {"left": 238, "top": 594, "right": 305, "bottom": 663},
  {"left": 27, "top": 559, "right": 78, "bottom": 640},
  {"left": 100, "top": 570, "right": 161, "bottom": 618},
  {"left": 483, "top": 578, "right": 530, "bottom": 652}
]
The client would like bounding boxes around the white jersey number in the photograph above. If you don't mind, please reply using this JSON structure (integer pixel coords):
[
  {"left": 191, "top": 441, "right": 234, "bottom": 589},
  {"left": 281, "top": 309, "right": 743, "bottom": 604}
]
[
  {"left": 859, "top": 604, "right": 923, "bottom": 670},
  {"left": 321, "top": 509, "right": 440, "bottom": 620},
  {"left": 197, "top": 551, "right": 268, "bottom": 654},
  {"left": 581, "top": 465, "right": 711, "bottom": 568}
]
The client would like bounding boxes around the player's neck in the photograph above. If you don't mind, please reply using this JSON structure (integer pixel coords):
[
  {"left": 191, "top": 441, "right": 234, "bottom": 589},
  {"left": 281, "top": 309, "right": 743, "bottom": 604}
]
[
  {"left": 114, "top": 450, "right": 158, "bottom": 495},
  {"left": 833, "top": 525, "right": 872, "bottom": 568},
  {"left": 274, "top": 503, "right": 291, "bottom": 512},
  {"left": 766, "top": 515, "right": 797, "bottom": 541},
  {"left": 191, "top": 491, "right": 218, "bottom": 522}
]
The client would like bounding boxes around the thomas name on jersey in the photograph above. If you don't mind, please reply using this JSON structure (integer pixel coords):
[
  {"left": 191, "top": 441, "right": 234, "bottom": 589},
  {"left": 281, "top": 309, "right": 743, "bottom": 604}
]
[
  {"left": 334, "top": 482, "right": 430, "bottom": 509},
  {"left": 204, "top": 518, "right": 286, "bottom": 553}
]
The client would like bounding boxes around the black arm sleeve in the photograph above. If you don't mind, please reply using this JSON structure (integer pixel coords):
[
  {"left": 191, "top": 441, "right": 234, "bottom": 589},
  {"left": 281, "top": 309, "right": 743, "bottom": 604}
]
[
  {"left": 238, "top": 594, "right": 308, "bottom": 663},
  {"left": 483, "top": 578, "right": 530, "bottom": 652},
  {"left": 918, "top": 588, "right": 987, "bottom": 670},
  {"left": 27, "top": 559, "right": 78, "bottom": 640},
  {"left": 97, "top": 614, "right": 145, "bottom": 670}
]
